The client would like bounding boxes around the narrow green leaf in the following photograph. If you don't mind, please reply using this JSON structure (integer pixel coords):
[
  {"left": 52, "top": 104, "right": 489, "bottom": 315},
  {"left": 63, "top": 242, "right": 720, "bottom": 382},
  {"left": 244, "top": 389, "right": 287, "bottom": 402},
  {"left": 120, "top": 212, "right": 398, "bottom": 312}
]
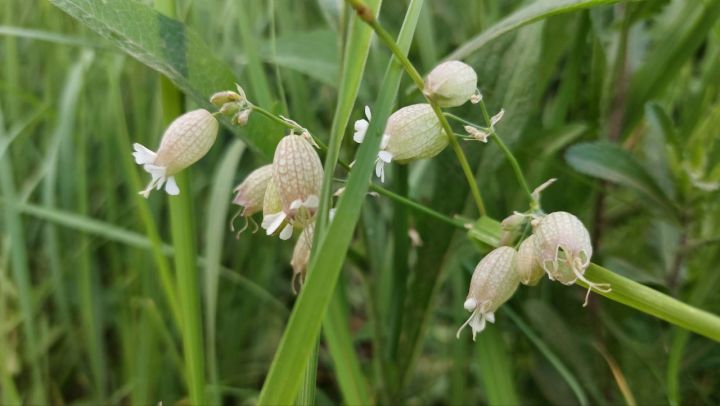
[
  {"left": 565, "top": 141, "right": 679, "bottom": 219},
  {"left": 203, "top": 140, "right": 245, "bottom": 405},
  {"left": 476, "top": 325, "right": 519, "bottom": 405},
  {"left": 257, "top": 1, "right": 425, "bottom": 403},
  {"left": 445, "top": 0, "right": 621, "bottom": 60}
]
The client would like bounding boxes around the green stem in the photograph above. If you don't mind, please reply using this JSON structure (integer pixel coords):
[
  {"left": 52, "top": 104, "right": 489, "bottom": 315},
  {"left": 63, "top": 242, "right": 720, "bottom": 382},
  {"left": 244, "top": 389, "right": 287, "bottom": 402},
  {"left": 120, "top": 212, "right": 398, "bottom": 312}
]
[
  {"left": 249, "top": 102, "right": 465, "bottom": 229},
  {"left": 347, "top": 0, "right": 487, "bottom": 216},
  {"left": 445, "top": 111, "right": 535, "bottom": 208}
]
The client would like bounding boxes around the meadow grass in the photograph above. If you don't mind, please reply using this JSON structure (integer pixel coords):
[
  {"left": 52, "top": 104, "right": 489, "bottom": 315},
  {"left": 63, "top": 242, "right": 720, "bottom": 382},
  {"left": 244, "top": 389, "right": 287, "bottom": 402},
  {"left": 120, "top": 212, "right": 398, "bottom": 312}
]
[{"left": 2, "top": 0, "right": 720, "bottom": 405}]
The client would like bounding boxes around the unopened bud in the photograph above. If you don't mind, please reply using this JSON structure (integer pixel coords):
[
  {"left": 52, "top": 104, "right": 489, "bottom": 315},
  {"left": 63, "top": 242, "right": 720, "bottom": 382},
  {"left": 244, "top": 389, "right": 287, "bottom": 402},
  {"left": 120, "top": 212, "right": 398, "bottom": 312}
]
[
  {"left": 133, "top": 109, "right": 218, "bottom": 198},
  {"left": 210, "top": 90, "right": 242, "bottom": 106},
  {"left": 424, "top": 60, "right": 478, "bottom": 107},
  {"left": 533, "top": 211, "right": 610, "bottom": 305},
  {"left": 219, "top": 102, "right": 240, "bottom": 116},
  {"left": 457, "top": 246, "right": 519, "bottom": 341},
  {"left": 233, "top": 109, "right": 252, "bottom": 126}
]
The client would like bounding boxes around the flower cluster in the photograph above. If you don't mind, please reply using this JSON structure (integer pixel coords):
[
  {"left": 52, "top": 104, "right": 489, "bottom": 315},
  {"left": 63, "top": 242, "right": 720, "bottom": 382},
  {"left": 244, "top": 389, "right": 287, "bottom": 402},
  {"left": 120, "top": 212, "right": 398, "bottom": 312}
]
[
  {"left": 353, "top": 60, "right": 478, "bottom": 182},
  {"left": 457, "top": 210, "right": 612, "bottom": 340}
]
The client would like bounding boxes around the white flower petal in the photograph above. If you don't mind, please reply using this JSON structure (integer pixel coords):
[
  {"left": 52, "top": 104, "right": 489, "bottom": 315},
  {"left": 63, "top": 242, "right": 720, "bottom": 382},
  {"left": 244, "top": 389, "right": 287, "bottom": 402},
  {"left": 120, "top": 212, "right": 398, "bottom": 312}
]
[
  {"left": 165, "top": 176, "right": 180, "bottom": 195},
  {"left": 262, "top": 211, "right": 287, "bottom": 235},
  {"left": 378, "top": 150, "right": 393, "bottom": 163},
  {"left": 364, "top": 105, "right": 372, "bottom": 120},
  {"left": 279, "top": 223, "right": 293, "bottom": 240},
  {"left": 132, "top": 143, "right": 157, "bottom": 165}
]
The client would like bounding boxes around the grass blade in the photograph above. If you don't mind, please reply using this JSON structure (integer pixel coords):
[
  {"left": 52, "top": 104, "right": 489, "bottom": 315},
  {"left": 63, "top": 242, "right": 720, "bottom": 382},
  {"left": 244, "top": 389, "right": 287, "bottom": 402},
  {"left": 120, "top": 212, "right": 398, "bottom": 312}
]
[
  {"left": 257, "top": 1, "right": 425, "bottom": 403},
  {"left": 446, "top": 0, "right": 621, "bottom": 60}
]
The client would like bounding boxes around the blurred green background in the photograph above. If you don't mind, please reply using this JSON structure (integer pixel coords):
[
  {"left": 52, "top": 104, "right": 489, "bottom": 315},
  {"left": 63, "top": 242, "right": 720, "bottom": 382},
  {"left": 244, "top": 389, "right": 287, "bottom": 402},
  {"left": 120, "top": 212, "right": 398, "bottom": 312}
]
[{"left": 1, "top": 0, "right": 719, "bottom": 404}]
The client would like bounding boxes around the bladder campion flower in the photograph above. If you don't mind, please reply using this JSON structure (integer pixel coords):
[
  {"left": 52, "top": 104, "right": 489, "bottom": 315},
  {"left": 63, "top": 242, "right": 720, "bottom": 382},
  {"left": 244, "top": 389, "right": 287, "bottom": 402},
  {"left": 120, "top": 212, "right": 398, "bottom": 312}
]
[
  {"left": 231, "top": 164, "right": 273, "bottom": 235},
  {"left": 133, "top": 109, "right": 218, "bottom": 198},
  {"left": 261, "top": 133, "right": 323, "bottom": 240},
  {"left": 516, "top": 235, "right": 544, "bottom": 286},
  {"left": 424, "top": 60, "right": 477, "bottom": 107},
  {"left": 457, "top": 246, "right": 519, "bottom": 341},
  {"left": 533, "top": 211, "right": 611, "bottom": 306}
]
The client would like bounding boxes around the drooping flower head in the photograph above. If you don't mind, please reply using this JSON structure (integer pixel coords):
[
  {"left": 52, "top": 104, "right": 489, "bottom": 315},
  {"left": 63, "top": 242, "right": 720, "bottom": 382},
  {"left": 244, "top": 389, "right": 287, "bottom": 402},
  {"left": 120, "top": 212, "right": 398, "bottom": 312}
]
[
  {"left": 133, "top": 109, "right": 219, "bottom": 198},
  {"left": 233, "top": 164, "right": 273, "bottom": 216},
  {"left": 230, "top": 164, "right": 273, "bottom": 235},
  {"left": 261, "top": 133, "right": 324, "bottom": 240},
  {"left": 457, "top": 246, "right": 519, "bottom": 341},
  {"left": 423, "top": 60, "right": 478, "bottom": 107},
  {"left": 533, "top": 211, "right": 611, "bottom": 306},
  {"left": 516, "top": 235, "right": 544, "bottom": 286}
]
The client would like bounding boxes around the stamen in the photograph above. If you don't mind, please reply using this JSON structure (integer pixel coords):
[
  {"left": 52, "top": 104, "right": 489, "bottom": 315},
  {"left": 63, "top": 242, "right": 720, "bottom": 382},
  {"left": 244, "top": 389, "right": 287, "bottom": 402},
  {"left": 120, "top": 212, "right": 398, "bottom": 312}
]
[{"left": 570, "top": 257, "right": 611, "bottom": 307}]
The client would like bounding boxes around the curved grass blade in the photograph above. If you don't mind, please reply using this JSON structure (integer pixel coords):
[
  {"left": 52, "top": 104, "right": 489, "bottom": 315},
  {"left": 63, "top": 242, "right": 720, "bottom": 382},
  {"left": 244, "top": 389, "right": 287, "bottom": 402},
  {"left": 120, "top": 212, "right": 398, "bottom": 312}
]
[
  {"left": 565, "top": 141, "right": 680, "bottom": 219},
  {"left": 257, "top": 1, "right": 425, "bottom": 403},
  {"left": 445, "top": 0, "right": 621, "bottom": 60}
]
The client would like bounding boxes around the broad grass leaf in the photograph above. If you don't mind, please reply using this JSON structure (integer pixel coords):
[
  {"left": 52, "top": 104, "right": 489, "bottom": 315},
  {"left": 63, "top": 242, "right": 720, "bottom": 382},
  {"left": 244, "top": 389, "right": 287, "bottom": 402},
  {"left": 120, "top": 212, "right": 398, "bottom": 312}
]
[
  {"left": 565, "top": 141, "right": 679, "bottom": 219},
  {"left": 50, "top": 0, "right": 281, "bottom": 156}
]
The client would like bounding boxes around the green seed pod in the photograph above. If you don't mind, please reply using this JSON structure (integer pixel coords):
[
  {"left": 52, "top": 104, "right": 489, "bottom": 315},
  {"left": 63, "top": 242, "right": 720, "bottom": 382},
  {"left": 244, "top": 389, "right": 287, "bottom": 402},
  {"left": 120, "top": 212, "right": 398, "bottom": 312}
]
[
  {"left": 457, "top": 246, "right": 519, "bottom": 341},
  {"left": 133, "top": 109, "right": 218, "bottom": 198},
  {"left": 424, "top": 60, "right": 477, "bottom": 107},
  {"left": 233, "top": 164, "right": 273, "bottom": 217},
  {"left": 516, "top": 235, "right": 544, "bottom": 286},
  {"left": 533, "top": 211, "right": 610, "bottom": 305}
]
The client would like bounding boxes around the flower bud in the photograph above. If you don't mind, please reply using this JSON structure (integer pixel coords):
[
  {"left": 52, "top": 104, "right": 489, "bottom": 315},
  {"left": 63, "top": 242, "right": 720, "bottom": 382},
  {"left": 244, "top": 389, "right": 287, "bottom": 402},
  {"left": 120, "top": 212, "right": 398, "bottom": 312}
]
[
  {"left": 290, "top": 223, "right": 314, "bottom": 293},
  {"left": 133, "top": 109, "right": 218, "bottom": 198},
  {"left": 457, "top": 246, "right": 519, "bottom": 341},
  {"left": 424, "top": 60, "right": 477, "bottom": 107},
  {"left": 210, "top": 90, "right": 242, "bottom": 106},
  {"left": 374, "top": 104, "right": 447, "bottom": 182},
  {"left": 533, "top": 211, "right": 610, "bottom": 305},
  {"left": 233, "top": 164, "right": 272, "bottom": 217},
  {"left": 261, "top": 134, "right": 324, "bottom": 239},
  {"left": 516, "top": 235, "right": 544, "bottom": 286},
  {"left": 233, "top": 109, "right": 252, "bottom": 126}
]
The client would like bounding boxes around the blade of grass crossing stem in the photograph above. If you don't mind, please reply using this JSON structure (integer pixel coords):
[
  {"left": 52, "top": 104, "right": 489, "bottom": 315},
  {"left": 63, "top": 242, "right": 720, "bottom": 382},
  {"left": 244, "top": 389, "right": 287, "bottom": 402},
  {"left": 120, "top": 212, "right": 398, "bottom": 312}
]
[
  {"left": 312, "top": 3, "right": 378, "bottom": 400},
  {"left": 504, "top": 307, "right": 588, "bottom": 406},
  {"left": 155, "top": 1, "right": 205, "bottom": 403},
  {"left": 314, "top": 0, "right": 381, "bottom": 236},
  {"left": 106, "top": 56, "right": 182, "bottom": 330},
  {"left": 0, "top": 138, "right": 46, "bottom": 404},
  {"left": 476, "top": 325, "right": 520, "bottom": 405},
  {"left": 257, "top": 1, "right": 424, "bottom": 403},
  {"left": 204, "top": 140, "right": 245, "bottom": 405},
  {"left": 162, "top": 102, "right": 207, "bottom": 404},
  {"left": 323, "top": 283, "right": 373, "bottom": 405}
]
